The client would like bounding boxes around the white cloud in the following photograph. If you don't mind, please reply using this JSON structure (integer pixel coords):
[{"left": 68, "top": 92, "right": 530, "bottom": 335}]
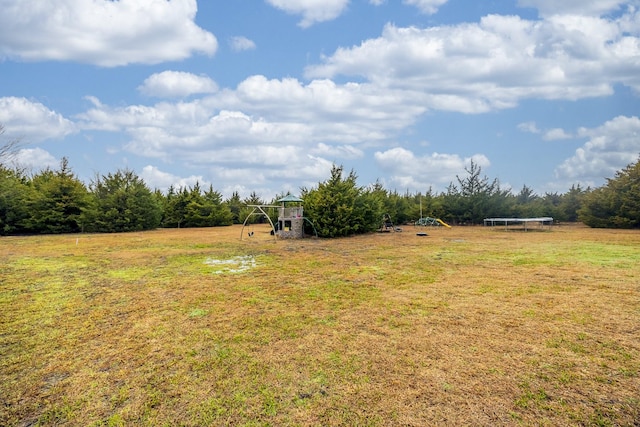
[
  {"left": 311, "top": 143, "right": 363, "bottom": 159},
  {"left": 543, "top": 128, "right": 573, "bottom": 140},
  {"left": 140, "top": 165, "right": 208, "bottom": 192},
  {"left": 231, "top": 75, "right": 427, "bottom": 137},
  {"left": 77, "top": 76, "right": 396, "bottom": 198},
  {"left": 554, "top": 115, "right": 640, "bottom": 187},
  {"left": 403, "top": 0, "right": 449, "bottom": 15},
  {"left": 138, "top": 71, "right": 218, "bottom": 98},
  {"left": 518, "top": 122, "right": 574, "bottom": 140},
  {"left": 517, "top": 121, "right": 541, "bottom": 134},
  {"left": 0, "top": 0, "right": 217, "bottom": 66},
  {"left": 306, "top": 11, "right": 640, "bottom": 110},
  {"left": 517, "top": 0, "right": 627, "bottom": 17},
  {"left": 210, "top": 155, "right": 334, "bottom": 200},
  {"left": 265, "top": 0, "right": 350, "bottom": 27},
  {"left": 12, "top": 148, "right": 58, "bottom": 172},
  {"left": 0, "top": 97, "right": 76, "bottom": 142},
  {"left": 229, "top": 36, "right": 257, "bottom": 52},
  {"left": 374, "top": 147, "right": 491, "bottom": 190}
]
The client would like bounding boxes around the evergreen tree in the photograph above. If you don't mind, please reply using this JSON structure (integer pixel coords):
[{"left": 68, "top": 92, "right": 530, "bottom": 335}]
[
  {"left": 239, "top": 192, "right": 265, "bottom": 224},
  {"left": 540, "top": 192, "right": 564, "bottom": 221},
  {"left": 413, "top": 188, "right": 444, "bottom": 221},
  {"left": 26, "top": 158, "right": 93, "bottom": 234},
  {"left": 458, "top": 160, "right": 498, "bottom": 223},
  {"left": 183, "top": 182, "right": 208, "bottom": 227},
  {"left": 511, "top": 185, "right": 542, "bottom": 218},
  {"left": 360, "top": 182, "right": 386, "bottom": 231},
  {"left": 90, "top": 169, "right": 162, "bottom": 232},
  {"left": 169, "top": 183, "right": 234, "bottom": 228},
  {"left": 0, "top": 166, "right": 33, "bottom": 235},
  {"left": 440, "top": 182, "right": 462, "bottom": 224},
  {"left": 301, "top": 164, "right": 377, "bottom": 237},
  {"left": 444, "top": 160, "right": 510, "bottom": 224},
  {"left": 560, "top": 184, "right": 587, "bottom": 222},
  {"left": 579, "top": 158, "right": 640, "bottom": 228},
  {"left": 204, "top": 185, "right": 233, "bottom": 226},
  {"left": 162, "top": 185, "right": 189, "bottom": 228},
  {"left": 225, "top": 191, "right": 243, "bottom": 224},
  {"left": 368, "top": 181, "right": 390, "bottom": 225}
]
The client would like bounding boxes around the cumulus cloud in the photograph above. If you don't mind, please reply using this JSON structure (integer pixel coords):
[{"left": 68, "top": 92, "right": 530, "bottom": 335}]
[
  {"left": 138, "top": 71, "right": 219, "bottom": 98},
  {"left": 374, "top": 147, "right": 491, "bottom": 190},
  {"left": 140, "top": 165, "right": 208, "bottom": 192},
  {"left": 306, "top": 11, "right": 640, "bottom": 111},
  {"left": 12, "top": 148, "right": 58, "bottom": 172},
  {"left": 265, "top": 0, "right": 350, "bottom": 27},
  {"left": 0, "top": 97, "right": 76, "bottom": 141},
  {"left": 554, "top": 115, "right": 640, "bottom": 187},
  {"left": 78, "top": 72, "right": 424, "bottom": 196},
  {"left": 0, "top": 0, "right": 217, "bottom": 66},
  {"left": 77, "top": 97, "right": 314, "bottom": 152},
  {"left": 232, "top": 75, "right": 427, "bottom": 136},
  {"left": 65, "top": 2, "right": 638, "bottom": 198},
  {"left": 229, "top": 36, "right": 257, "bottom": 52}
]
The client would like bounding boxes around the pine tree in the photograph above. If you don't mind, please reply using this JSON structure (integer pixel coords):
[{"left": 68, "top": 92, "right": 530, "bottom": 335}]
[
  {"left": 90, "top": 169, "right": 161, "bottom": 232},
  {"left": 579, "top": 158, "right": 640, "bottom": 228},
  {"left": 225, "top": 191, "right": 243, "bottom": 224},
  {"left": 301, "top": 164, "right": 378, "bottom": 237},
  {"left": 204, "top": 185, "right": 233, "bottom": 226},
  {"left": 0, "top": 166, "right": 33, "bottom": 235},
  {"left": 27, "top": 158, "right": 93, "bottom": 234}
]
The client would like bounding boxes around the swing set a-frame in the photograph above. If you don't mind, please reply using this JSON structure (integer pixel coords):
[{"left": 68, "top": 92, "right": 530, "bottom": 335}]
[{"left": 240, "top": 204, "right": 279, "bottom": 241}]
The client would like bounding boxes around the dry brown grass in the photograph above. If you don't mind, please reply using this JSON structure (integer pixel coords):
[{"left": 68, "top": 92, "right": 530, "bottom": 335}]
[{"left": 1, "top": 224, "right": 639, "bottom": 426}]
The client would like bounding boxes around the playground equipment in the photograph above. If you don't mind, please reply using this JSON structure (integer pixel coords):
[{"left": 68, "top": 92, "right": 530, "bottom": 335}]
[
  {"left": 240, "top": 196, "right": 318, "bottom": 240},
  {"left": 415, "top": 197, "right": 451, "bottom": 228},
  {"left": 484, "top": 217, "right": 553, "bottom": 231},
  {"left": 414, "top": 217, "right": 451, "bottom": 228},
  {"left": 240, "top": 204, "right": 278, "bottom": 241},
  {"left": 379, "top": 214, "right": 402, "bottom": 232},
  {"left": 274, "top": 195, "right": 318, "bottom": 239}
]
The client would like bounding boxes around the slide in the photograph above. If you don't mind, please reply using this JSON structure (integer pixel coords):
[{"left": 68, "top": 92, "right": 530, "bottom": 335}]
[{"left": 436, "top": 218, "right": 451, "bottom": 228}]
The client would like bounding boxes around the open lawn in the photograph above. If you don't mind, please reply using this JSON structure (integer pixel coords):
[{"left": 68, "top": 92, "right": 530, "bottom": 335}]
[{"left": 1, "top": 224, "right": 639, "bottom": 426}]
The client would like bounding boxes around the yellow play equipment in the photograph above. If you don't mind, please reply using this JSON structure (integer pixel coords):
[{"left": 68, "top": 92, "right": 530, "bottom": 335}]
[
  {"left": 436, "top": 218, "right": 451, "bottom": 228},
  {"left": 414, "top": 217, "right": 451, "bottom": 228}
]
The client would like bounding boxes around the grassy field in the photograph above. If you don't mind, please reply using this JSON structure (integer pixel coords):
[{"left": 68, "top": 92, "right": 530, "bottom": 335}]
[{"left": 1, "top": 224, "right": 639, "bottom": 426}]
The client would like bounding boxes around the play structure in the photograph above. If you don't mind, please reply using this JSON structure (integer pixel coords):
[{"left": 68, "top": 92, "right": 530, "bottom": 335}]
[
  {"left": 240, "top": 195, "right": 317, "bottom": 240},
  {"left": 274, "top": 195, "right": 317, "bottom": 239},
  {"left": 414, "top": 217, "right": 451, "bottom": 228},
  {"left": 414, "top": 196, "right": 451, "bottom": 228}
]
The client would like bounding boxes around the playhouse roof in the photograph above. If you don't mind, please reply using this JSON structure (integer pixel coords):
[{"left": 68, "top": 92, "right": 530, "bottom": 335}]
[{"left": 277, "top": 195, "right": 303, "bottom": 203}]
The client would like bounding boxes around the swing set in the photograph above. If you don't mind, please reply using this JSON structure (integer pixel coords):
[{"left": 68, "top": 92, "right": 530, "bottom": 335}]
[{"left": 240, "top": 205, "right": 278, "bottom": 241}]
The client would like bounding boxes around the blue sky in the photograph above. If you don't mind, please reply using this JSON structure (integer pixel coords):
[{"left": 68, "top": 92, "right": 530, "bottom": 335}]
[{"left": 1, "top": 0, "right": 639, "bottom": 200}]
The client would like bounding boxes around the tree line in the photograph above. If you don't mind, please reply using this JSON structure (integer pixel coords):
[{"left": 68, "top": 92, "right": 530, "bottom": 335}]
[{"left": 1, "top": 138, "right": 638, "bottom": 236}]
